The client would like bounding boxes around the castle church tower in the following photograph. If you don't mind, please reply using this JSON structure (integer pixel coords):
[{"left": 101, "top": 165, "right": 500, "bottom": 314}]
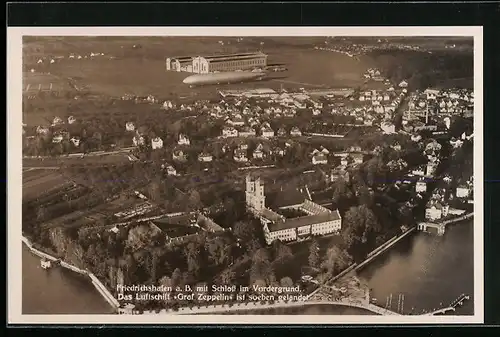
[{"left": 245, "top": 174, "right": 266, "bottom": 213}]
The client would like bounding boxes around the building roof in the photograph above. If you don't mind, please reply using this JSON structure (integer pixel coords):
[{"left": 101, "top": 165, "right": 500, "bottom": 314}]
[
  {"left": 268, "top": 210, "right": 341, "bottom": 232},
  {"left": 153, "top": 213, "right": 201, "bottom": 238},
  {"left": 199, "top": 52, "right": 267, "bottom": 63},
  {"left": 267, "top": 188, "right": 309, "bottom": 209},
  {"left": 168, "top": 56, "right": 193, "bottom": 62}
]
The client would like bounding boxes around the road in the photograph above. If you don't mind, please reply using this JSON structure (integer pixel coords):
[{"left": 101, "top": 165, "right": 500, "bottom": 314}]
[{"left": 23, "top": 148, "right": 134, "bottom": 169}]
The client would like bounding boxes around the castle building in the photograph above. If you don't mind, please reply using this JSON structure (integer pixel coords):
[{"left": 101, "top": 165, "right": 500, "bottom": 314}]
[{"left": 245, "top": 175, "right": 342, "bottom": 245}]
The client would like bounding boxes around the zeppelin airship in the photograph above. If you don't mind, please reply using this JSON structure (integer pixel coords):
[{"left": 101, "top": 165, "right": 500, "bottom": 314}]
[{"left": 183, "top": 71, "right": 267, "bottom": 87}]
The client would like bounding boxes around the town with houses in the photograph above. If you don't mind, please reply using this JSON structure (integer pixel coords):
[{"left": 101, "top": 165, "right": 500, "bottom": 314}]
[{"left": 21, "top": 37, "right": 474, "bottom": 316}]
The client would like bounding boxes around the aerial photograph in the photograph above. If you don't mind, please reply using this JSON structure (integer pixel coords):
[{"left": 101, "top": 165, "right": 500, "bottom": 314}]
[{"left": 21, "top": 35, "right": 475, "bottom": 317}]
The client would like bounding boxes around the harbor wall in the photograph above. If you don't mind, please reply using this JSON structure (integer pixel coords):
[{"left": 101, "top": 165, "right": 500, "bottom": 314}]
[{"left": 22, "top": 236, "right": 120, "bottom": 311}]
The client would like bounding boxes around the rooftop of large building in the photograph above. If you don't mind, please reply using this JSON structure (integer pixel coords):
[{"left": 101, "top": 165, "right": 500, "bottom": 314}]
[
  {"left": 153, "top": 213, "right": 201, "bottom": 238},
  {"left": 197, "top": 51, "right": 267, "bottom": 63},
  {"left": 267, "top": 187, "right": 310, "bottom": 209},
  {"left": 267, "top": 209, "right": 341, "bottom": 232}
]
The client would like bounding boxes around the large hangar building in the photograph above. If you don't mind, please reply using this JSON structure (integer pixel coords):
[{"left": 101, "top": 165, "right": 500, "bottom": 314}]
[
  {"left": 165, "top": 56, "right": 193, "bottom": 72},
  {"left": 166, "top": 51, "right": 268, "bottom": 74}
]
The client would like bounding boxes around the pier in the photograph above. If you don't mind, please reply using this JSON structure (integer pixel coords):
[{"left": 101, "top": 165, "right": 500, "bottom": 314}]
[
  {"left": 421, "top": 294, "right": 470, "bottom": 316},
  {"left": 22, "top": 236, "right": 120, "bottom": 311},
  {"left": 417, "top": 212, "right": 473, "bottom": 236}
]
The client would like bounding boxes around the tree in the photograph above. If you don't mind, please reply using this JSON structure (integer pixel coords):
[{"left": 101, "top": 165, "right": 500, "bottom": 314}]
[
  {"left": 171, "top": 268, "right": 183, "bottom": 288},
  {"left": 148, "top": 178, "right": 162, "bottom": 202},
  {"left": 36, "top": 206, "right": 47, "bottom": 222},
  {"left": 233, "top": 221, "right": 254, "bottom": 242},
  {"left": 321, "top": 246, "right": 351, "bottom": 274},
  {"left": 186, "top": 255, "right": 200, "bottom": 278},
  {"left": 274, "top": 244, "right": 293, "bottom": 263},
  {"left": 184, "top": 242, "right": 200, "bottom": 261},
  {"left": 188, "top": 190, "right": 202, "bottom": 209},
  {"left": 308, "top": 239, "right": 320, "bottom": 269},
  {"left": 332, "top": 178, "right": 353, "bottom": 203},
  {"left": 280, "top": 276, "right": 294, "bottom": 288},
  {"left": 219, "top": 268, "right": 236, "bottom": 285},
  {"left": 342, "top": 205, "right": 381, "bottom": 247},
  {"left": 205, "top": 237, "right": 230, "bottom": 267}
]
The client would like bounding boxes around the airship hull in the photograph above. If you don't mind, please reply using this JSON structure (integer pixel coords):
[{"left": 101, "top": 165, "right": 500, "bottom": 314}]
[{"left": 183, "top": 71, "right": 266, "bottom": 86}]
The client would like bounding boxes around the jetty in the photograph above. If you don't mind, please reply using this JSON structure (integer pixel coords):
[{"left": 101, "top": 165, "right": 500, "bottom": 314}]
[
  {"left": 417, "top": 212, "right": 473, "bottom": 236},
  {"left": 22, "top": 236, "right": 120, "bottom": 311},
  {"left": 421, "top": 294, "right": 470, "bottom": 316}
]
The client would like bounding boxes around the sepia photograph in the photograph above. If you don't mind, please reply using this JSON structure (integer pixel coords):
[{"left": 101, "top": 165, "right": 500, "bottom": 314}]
[{"left": 8, "top": 27, "right": 483, "bottom": 325}]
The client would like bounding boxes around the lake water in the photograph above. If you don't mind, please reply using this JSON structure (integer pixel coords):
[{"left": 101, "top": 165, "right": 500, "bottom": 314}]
[
  {"left": 22, "top": 245, "right": 114, "bottom": 314},
  {"left": 356, "top": 220, "right": 474, "bottom": 315},
  {"left": 22, "top": 221, "right": 473, "bottom": 315}
]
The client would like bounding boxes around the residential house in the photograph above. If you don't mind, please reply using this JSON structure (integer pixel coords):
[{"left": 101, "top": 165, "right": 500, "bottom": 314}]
[
  {"left": 425, "top": 201, "right": 449, "bottom": 221},
  {"left": 239, "top": 126, "right": 256, "bottom": 137},
  {"left": 125, "top": 122, "right": 135, "bottom": 132},
  {"left": 294, "top": 100, "right": 307, "bottom": 109},
  {"left": 228, "top": 115, "right": 245, "bottom": 126},
  {"left": 162, "top": 164, "right": 177, "bottom": 176},
  {"left": 380, "top": 121, "right": 396, "bottom": 134},
  {"left": 52, "top": 116, "right": 64, "bottom": 126},
  {"left": 416, "top": 180, "right": 427, "bottom": 193},
  {"left": 222, "top": 126, "right": 239, "bottom": 138},
  {"left": 67, "top": 116, "right": 76, "bottom": 124},
  {"left": 151, "top": 137, "right": 164, "bottom": 150},
  {"left": 52, "top": 134, "right": 64, "bottom": 143},
  {"left": 261, "top": 126, "right": 275, "bottom": 138},
  {"left": 273, "top": 146, "right": 286, "bottom": 157},
  {"left": 36, "top": 126, "right": 50, "bottom": 135},
  {"left": 399, "top": 80, "right": 409, "bottom": 88},
  {"left": 70, "top": 137, "right": 80, "bottom": 147},
  {"left": 456, "top": 185, "right": 470, "bottom": 198},
  {"left": 178, "top": 134, "right": 191, "bottom": 146},
  {"left": 290, "top": 127, "right": 302, "bottom": 137},
  {"left": 233, "top": 148, "right": 248, "bottom": 162},
  {"left": 277, "top": 128, "right": 287, "bottom": 137},
  {"left": 426, "top": 161, "right": 438, "bottom": 177},
  {"left": 391, "top": 142, "right": 402, "bottom": 151},
  {"left": 411, "top": 134, "right": 422, "bottom": 142},
  {"left": 172, "top": 149, "right": 187, "bottom": 162},
  {"left": 412, "top": 166, "right": 426, "bottom": 176},
  {"left": 351, "top": 153, "right": 364, "bottom": 165},
  {"left": 198, "top": 152, "right": 213, "bottom": 162},
  {"left": 253, "top": 143, "right": 265, "bottom": 159},
  {"left": 312, "top": 152, "right": 328, "bottom": 165},
  {"left": 132, "top": 135, "right": 145, "bottom": 147},
  {"left": 425, "top": 89, "right": 439, "bottom": 100}
]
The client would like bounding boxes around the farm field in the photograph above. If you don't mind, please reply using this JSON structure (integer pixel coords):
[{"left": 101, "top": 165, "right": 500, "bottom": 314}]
[{"left": 22, "top": 170, "right": 70, "bottom": 200}]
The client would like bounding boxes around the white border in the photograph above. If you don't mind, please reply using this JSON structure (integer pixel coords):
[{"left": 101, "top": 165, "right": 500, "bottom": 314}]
[{"left": 8, "top": 26, "right": 484, "bottom": 325}]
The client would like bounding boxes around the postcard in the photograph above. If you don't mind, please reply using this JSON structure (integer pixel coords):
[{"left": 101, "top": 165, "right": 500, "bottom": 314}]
[{"left": 7, "top": 26, "right": 483, "bottom": 325}]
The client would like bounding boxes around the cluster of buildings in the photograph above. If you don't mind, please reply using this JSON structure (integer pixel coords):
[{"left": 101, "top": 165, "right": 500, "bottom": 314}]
[
  {"left": 405, "top": 88, "right": 474, "bottom": 123},
  {"left": 424, "top": 178, "right": 472, "bottom": 222},
  {"left": 362, "top": 68, "right": 388, "bottom": 82},
  {"left": 165, "top": 51, "right": 268, "bottom": 74},
  {"left": 314, "top": 39, "right": 426, "bottom": 57},
  {"left": 245, "top": 175, "right": 342, "bottom": 245}
]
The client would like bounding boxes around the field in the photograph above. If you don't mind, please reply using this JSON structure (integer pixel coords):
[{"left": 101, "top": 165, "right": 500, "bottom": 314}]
[
  {"left": 22, "top": 37, "right": 374, "bottom": 107},
  {"left": 22, "top": 169, "right": 70, "bottom": 200}
]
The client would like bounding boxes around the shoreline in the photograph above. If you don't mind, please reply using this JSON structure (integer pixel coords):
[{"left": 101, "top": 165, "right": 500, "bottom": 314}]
[
  {"left": 22, "top": 236, "right": 120, "bottom": 311},
  {"left": 21, "top": 213, "right": 472, "bottom": 315}
]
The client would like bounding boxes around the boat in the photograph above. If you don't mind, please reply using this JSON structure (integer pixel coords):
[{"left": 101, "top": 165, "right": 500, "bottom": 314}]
[{"left": 40, "top": 259, "right": 52, "bottom": 270}]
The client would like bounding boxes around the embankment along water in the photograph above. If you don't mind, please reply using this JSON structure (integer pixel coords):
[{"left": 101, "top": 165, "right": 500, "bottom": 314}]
[{"left": 22, "top": 238, "right": 118, "bottom": 314}]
